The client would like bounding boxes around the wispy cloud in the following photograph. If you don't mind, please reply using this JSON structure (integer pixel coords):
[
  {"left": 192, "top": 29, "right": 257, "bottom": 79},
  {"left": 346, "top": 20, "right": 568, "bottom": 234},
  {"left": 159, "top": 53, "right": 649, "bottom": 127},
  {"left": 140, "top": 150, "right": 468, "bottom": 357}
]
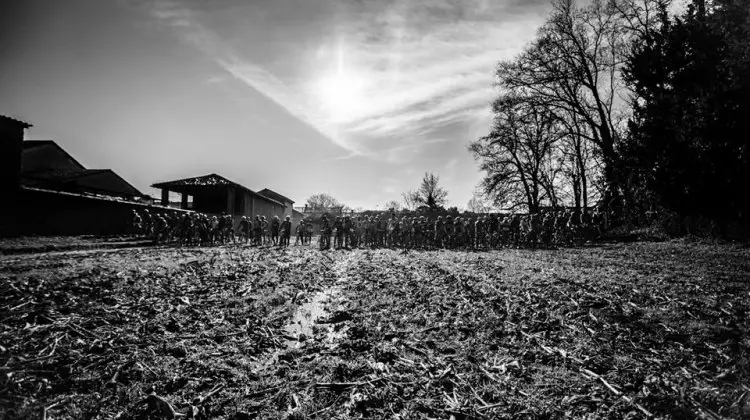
[{"left": 137, "top": 0, "right": 548, "bottom": 161}]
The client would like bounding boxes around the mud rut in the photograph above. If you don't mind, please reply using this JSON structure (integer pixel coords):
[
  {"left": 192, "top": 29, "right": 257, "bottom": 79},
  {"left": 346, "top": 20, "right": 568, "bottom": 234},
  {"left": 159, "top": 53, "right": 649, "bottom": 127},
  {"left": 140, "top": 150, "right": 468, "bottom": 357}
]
[{"left": 259, "top": 251, "right": 355, "bottom": 366}]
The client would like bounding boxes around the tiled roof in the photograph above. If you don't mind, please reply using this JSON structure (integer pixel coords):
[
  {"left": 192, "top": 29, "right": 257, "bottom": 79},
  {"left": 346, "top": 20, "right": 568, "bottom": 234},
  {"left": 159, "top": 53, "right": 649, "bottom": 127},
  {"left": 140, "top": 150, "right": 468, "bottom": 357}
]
[{"left": 152, "top": 173, "right": 235, "bottom": 188}]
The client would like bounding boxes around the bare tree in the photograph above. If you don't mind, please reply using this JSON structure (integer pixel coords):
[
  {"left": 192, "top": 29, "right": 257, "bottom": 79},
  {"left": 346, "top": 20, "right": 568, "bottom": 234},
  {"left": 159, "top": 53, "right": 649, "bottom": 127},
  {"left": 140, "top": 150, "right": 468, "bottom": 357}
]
[
  {"left": 414, "top": 172, "right": 449, "bottom": 209},
  {"left": 384, "top": 200, "right": 401, "bottom": 211},
  {"left": 467, "top": 191, "right": 493, "bottom": 213},
  {"left": 495, "top": 0, "right": 669, "bottom": 207},
  {"left": 305, "top": 193, "right": 343, "bottom": 210},
  {"left": 552, "top": 107, "right": 605, "bottom": 209},
  {"left": 470, "top": 95, "right": 562, "bottom": 213},
  {"left": 401, "top": 190, "right": 420, "bottom": 211}
]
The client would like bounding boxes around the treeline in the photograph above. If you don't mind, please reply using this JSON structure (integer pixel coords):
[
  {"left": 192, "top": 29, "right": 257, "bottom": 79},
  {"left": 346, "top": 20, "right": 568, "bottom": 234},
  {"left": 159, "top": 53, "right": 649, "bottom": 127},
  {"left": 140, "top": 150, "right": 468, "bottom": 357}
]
[{"left": 471, "top": 0, "right": 749, "bottom": 237}]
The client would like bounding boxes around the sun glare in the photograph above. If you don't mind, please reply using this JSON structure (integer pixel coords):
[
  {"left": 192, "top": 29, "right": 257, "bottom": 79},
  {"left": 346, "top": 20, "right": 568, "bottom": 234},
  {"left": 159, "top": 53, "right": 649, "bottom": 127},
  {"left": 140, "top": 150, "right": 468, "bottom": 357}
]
[{"left": 315, "top": 71, "right": 366, "bottom": 123}]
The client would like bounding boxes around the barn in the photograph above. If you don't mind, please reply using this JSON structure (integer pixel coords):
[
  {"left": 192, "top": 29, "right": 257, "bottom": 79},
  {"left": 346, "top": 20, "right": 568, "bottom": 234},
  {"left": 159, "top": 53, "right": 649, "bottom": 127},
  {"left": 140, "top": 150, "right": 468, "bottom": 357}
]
[
  {"left": 152, "top": 174, "right": 288, "bottom": 223},
  {"left": 21, "top": 140, "right": 144, "bottom": 200},
  {"left": 258, "top": 188, "right": 302, "bottom": 225},
  {"left": 0, "top": 114, "right": 183, "bottom": 236}
]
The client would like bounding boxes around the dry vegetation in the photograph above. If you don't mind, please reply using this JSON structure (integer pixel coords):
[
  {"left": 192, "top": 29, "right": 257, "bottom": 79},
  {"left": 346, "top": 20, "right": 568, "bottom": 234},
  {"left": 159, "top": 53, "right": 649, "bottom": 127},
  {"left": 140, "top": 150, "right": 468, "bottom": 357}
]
[{"left": 1, "top": 239, "right": 749, "bottom": 419}]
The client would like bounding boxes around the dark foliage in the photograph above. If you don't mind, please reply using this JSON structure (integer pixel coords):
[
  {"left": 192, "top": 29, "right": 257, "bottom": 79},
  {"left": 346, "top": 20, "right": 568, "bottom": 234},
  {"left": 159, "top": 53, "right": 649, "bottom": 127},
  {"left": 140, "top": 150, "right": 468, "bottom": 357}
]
[{"left": 623, "top": 0, "right": 750, "bottom": 234}]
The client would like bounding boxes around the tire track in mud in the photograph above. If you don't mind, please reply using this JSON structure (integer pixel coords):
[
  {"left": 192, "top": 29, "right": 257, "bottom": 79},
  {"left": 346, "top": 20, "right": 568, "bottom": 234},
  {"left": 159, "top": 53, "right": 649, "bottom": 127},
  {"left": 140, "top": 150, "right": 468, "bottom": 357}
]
[
  {"left": 280, "top": 250, "right": 358, "bottom": 347},
  {"left": 251, "top": 249, "right": 358, "bottom": 388}
]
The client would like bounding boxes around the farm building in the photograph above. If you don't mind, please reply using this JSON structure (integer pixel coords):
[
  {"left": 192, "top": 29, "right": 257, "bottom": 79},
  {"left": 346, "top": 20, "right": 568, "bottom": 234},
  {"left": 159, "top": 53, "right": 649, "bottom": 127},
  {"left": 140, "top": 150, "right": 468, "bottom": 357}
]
[
  {"left": 258, "top": 188, "right": 303, "bottom": 225},
  {"left": 291, "top": 209, "right": 305, "bottom": 226},
  {"left": 0, "top": 115, "right": 31, "bottom": 197},
  {"left": 21, "top": 140, "right": 144, "bottom": 200},
  {"left": 258, "top": 188, "right": 294, "bottom": 210},
  {"left": 152, "top": 174, "right": 290, "bottom": 223},
  {"left": 0, "top": 114, "right": 184, "bottom": 236}
]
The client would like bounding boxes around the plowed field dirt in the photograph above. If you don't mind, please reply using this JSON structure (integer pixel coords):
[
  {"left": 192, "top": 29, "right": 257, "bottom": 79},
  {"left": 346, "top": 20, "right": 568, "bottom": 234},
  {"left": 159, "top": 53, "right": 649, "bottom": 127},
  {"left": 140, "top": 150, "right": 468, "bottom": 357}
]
[{"left": 2, "top": 240, "right": 749, "bottom": 419}]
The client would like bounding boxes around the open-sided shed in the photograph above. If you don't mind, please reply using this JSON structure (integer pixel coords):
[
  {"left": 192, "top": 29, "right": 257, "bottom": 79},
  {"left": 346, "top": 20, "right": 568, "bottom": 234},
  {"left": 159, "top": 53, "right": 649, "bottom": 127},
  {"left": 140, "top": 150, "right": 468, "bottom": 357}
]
[{"left": 152, "top": 174, "right": 287, "bottom": 223}]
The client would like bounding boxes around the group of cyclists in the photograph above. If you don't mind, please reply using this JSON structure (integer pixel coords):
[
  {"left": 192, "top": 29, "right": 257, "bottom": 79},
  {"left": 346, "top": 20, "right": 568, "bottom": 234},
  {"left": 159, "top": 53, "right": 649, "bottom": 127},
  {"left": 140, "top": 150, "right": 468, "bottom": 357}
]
[
  {"left": 316, "top": 208, "right": 604, "bottom": 250},
  {"left": 130, "top": 207, "right": 606, "bottom": 250},
  {"left": 130, "top": 210, "right": 302, "bottom": 247}
]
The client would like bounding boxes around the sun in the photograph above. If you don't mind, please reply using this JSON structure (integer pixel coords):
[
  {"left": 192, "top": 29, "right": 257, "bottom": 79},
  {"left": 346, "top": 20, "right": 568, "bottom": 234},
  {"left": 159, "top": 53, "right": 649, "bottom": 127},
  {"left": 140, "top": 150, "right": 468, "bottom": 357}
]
[{"left": 314, "top": 71, "right": 366, "bottom": 123}]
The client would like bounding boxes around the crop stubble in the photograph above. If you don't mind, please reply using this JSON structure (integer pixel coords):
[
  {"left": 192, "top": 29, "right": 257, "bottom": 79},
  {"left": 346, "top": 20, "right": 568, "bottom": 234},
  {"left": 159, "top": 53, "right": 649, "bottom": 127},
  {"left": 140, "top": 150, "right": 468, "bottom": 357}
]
[{"left": 1, "top": 240, "right": 749, "bottom": 419}]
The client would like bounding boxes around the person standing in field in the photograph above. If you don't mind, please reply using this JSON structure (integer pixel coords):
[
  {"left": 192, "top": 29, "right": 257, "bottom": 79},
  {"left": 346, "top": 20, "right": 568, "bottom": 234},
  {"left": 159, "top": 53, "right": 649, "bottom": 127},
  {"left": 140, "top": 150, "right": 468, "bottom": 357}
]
[
  {"left": 510, "top": 215, "right": 521, "bottom": 247},
  {"left": 130, "top": 210, "right": 142, "bottom": 237},
  {"left": 225, "top": 214, "right": 235, "bottom": 244},
  {"left": 305, "top": 219, "right": 313, "bottom": 244},
  {"left": 213, "top": 215, "right": 223, "bottom": 244},
  {"left": 433, "top": 216, "right": 444, "bottom": 249},
  {"left": 333, "top": 216, "right": 344, "bottom": 249},
  {"left": 356, "top": 216, "right": 364, "bottom": 247},
  {"left": 376, "top": 215, "right": 387, "bottom": 247},
  {"left": 238, "top": 216, "right": 250, "bottom": 244},
  {"left": 413, "top": 216, "right": 424, "bottom": 249},
  {"left": 453, "top": 217, "right": 464, "bottom": 248},
  {"left": 280, "top": 215, "right": 292, "bottom": 247},
  {"left": 261, "top": 216, "right": 269, "bottom": 245},
  {"left": 473, "top": 217, "right": 482, "bottom": 249},
  {"left": 295, "top": 218, "right": 305, "bottom": 245},
  {"left": 320, "top": 215, "right": 332, "bottom": 250},
  {"left": 270, "top": 215, "right": 280, "bottom": 246},
  {"left": 253, "top": 215, "right": 263, "bottom": 246},
  {"left": 142, "top": 210, "right": 152, "bottom": 238},
  {"left": 343, "top": 215, "right": 353, "bottom": 248}
]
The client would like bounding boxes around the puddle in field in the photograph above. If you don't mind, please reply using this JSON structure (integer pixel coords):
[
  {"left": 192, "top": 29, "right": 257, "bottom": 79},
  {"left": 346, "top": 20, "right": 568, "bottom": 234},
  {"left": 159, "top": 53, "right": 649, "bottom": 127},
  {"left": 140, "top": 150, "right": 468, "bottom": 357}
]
[
  {"left": 282, "top": 254, "right": 354, "bottom": 347},
  {"left": 285, "top": 289, "right": 333, "bottom": 337},
  {"left": 283, "top": 286, "right": 349, "bottom": 347},
  {"left": 284, "top": 286, "right": 346, "bottom": 347}
]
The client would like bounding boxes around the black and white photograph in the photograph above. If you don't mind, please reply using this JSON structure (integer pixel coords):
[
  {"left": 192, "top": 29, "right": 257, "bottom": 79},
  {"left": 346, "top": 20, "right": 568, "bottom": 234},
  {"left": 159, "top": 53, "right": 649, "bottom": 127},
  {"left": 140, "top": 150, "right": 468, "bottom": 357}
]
[{"left": 1, "top": 0, "right": 749, "bottom": 418}]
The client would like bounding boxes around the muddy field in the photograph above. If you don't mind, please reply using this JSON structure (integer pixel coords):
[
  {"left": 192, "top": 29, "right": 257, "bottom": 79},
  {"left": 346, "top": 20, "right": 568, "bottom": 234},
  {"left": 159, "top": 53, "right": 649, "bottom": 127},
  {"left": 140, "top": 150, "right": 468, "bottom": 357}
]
[{"left": 1, "top": 240, "right": 749, "bottom": 419}]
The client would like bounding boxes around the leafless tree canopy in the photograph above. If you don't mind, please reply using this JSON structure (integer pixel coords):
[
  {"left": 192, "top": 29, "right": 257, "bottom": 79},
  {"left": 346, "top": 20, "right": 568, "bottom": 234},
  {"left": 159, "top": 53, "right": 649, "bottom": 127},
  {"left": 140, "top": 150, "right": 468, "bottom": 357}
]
[
  {"left": 402, "top": 172, "right": 449, "bottom": 210},
  {"left": 384, "top": 200, "right": 402, "bottom": 211},
  {"left": 472, "top": 0, "right": 670, "bottom": 212},
  {"left": 305, "top": 193, "right": 343, "bottom": 210},
  {"left": 470, "top": 95, "right": 563, "bottom": 212}
]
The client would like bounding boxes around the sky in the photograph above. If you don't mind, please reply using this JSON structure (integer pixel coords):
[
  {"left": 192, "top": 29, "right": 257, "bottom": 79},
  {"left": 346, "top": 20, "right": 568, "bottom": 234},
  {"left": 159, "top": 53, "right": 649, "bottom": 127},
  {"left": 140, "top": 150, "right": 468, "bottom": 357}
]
[{"left": 1, "top": 0, "right": 553, "bottom": 210}]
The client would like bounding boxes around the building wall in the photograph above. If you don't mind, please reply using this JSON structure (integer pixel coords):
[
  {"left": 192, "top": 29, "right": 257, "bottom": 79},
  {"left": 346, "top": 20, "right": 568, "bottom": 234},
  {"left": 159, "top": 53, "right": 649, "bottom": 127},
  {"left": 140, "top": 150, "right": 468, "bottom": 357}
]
[
  {"left": 0, "top": 120, "right": 25, "bottom": 195},
  {"left": 2, "top": 188, "right": 186, "bottom": 237},
  {"left": 191, "top": 189, "right": 227, "bottom": 214},
  {"left": 291, "top": 210, "right": 304, "bottom": 227},
  {"left": 154, "top": 186, "right": 288, "bottom": 229},
  {"left": 249, "top": 196, "right": 286, "bottom": 224}
]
